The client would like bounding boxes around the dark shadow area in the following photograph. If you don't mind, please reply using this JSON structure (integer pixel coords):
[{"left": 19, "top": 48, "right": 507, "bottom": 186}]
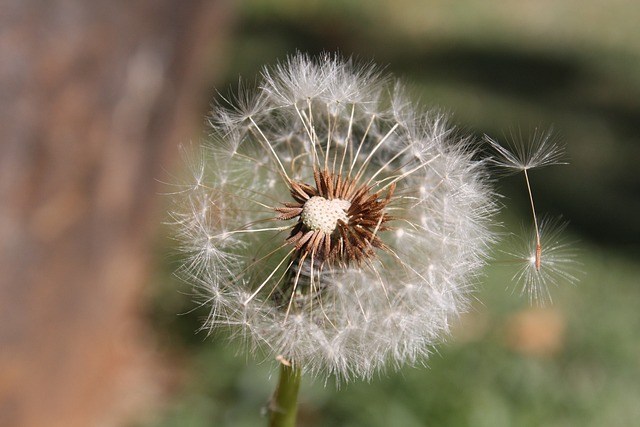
[{"left": 396, "top": 45, "right": 585, "bottom": 98}]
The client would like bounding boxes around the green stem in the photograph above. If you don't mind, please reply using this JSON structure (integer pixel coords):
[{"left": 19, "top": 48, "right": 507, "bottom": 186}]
[{"left": 268, "top": 362, "right": 301, "bottom": 427}]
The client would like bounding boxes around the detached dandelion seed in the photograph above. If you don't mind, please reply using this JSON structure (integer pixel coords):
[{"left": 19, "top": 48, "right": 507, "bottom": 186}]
[{"left": 486, "top": 129, "right": 578, "bottom": 304}]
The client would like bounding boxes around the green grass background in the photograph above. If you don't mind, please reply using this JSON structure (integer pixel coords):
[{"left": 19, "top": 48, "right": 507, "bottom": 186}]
[{"left": 146, "top": 1, "right": 640, "bottom": 426}]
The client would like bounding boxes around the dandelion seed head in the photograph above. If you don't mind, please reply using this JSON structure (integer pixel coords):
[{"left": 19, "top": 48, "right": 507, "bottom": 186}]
[{"left": 171, "top": 53, "right": 497, "bottom": 381}]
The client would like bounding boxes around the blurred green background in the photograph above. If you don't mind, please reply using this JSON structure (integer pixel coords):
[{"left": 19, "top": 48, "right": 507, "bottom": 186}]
[{"left": 147, "top": 1, "right": 640, "bottom": 426}]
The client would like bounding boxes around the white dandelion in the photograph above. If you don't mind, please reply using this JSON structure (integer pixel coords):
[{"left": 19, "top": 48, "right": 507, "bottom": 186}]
[{"left": 171, "top": 53, "right": 497, "bottom": 381}]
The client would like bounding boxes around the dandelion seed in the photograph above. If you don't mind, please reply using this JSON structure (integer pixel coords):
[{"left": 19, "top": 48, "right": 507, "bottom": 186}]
[
  {"left": 172, "top": 53, "right": 497, "bottom": 381},
  {"left": 487, "top": 129, "right": 578, "bottom": 304}
]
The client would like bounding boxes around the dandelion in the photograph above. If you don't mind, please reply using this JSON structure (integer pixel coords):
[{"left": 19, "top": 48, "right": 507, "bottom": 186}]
[
  {"left": 486, "top": 129, "right": 578, "bottom": 304},
  {"left": 171, "top": 53, "right": 498, "bottom": 425}
]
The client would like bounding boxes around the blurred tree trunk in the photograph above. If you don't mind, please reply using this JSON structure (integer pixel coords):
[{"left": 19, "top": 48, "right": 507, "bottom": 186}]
[{"left": 0, "top": 1, "right": 233, "bottom": 426}]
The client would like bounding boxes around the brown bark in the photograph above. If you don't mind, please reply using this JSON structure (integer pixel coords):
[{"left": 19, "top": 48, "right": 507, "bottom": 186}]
[{"left": 0, "top": 1, "right": 233, "bottom": 426}]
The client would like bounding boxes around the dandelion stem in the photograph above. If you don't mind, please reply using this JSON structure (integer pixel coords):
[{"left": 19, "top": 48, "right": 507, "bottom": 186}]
[
  {"left": 523, "top": 168, "right": 542, "bottom": 270},
  {"left": 268, "top": 361, "right": 301, "bottom": 427}
]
